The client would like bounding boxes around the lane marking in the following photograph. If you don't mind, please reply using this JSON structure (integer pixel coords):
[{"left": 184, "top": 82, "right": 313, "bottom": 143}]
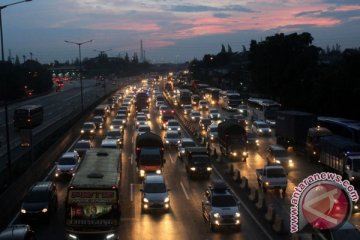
[
  {"left": 180, "top": 181, "right": 190, "bottom": 200},
  {"left": 130, "top": 183, "right": 134, "bottom": 202},
  {"left": 169, "top": 153, "right": 175, "bottom": 164}
]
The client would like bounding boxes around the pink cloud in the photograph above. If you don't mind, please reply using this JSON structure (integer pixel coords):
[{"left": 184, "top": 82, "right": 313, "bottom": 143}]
[{"left": 89, "top": 21, "right": 161, "bottom": 32}]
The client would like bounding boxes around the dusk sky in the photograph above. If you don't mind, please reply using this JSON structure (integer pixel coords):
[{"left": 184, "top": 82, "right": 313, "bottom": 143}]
[{"left": 2, "top": 0, "right": 360, "bottom": 63}]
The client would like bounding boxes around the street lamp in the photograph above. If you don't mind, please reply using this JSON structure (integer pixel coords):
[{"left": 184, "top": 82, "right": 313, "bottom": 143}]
[
  {"left": 64, "top": 39, "right": 93, "bottom": 112},
  {"left": 0, "top": 0, "right": 32, "bottom": 182}
]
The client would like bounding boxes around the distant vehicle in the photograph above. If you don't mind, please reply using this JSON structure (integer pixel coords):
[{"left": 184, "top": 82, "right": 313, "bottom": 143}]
[
  {"left": 100, "top": 139, "right": 119, "bottom": 149},
  {"left": 219, "top": 92, "right": 243, "bottom": 111},
  {"left": 164, "top": 130, "right": 181, "bottom": 147},
  {"left": 252, "top": 121, "right": 272, "bottom": 136},
  {"left": 207, "top": 124, "right": 218, "bottom": 141},
  {"left": 110, "top": 119, "right": 124, "bottom": 132},
  {"left": 184, "top": 147, "right": 212, "bottom": 179},
  {"left": 135, "top": 91, "right": 149, "bottom": 112},
  {"left": 202, "top": 181, "right": 241, "bottom": 232},
  {"left": 182, "top": 104, "right": 192, "bottom": 115},
  {"left": 80, "top": 122, "right": 96, "bottom": 137},
  {"left": 247, "top": 98, "right": 281, "bottom": 124},
  {"left": 178, "top": 138, "right": 196, "bottom": 160},
  {"left": 140, "top": 174, "right": 170, "bottom": 213},
  {"left": 176, "top": 89, "right": 192, "bottom": 107},
  {"left": 319, "top": 135, "right": 360, "bottom": 182},
  {"left": 142, "top": 109, "right": 150, "bottom": 120},
  {"left": 0, "top": 224, "right": 36, "bottom": 240},
  {"left": 65, "top": 149, "right": 121, "bottom": 240},
  {"left": 166, "top": 119, "right": 181, "bottom": 133},
  {"left": 136, "top": 132, "right": 165, "bottom": 178},
  {"left": 14, "top": 105, "right": 44, "bottom": 129},
  {"left": 198, "top": 100, "right": 209, "bottom": 111},
  {"left": 218, "top": 120, "right": 248, "bottom": 161},
  {"left": 190, "top": 110, "right": 201, "bottom": 122},
  {"left": 318, "top": 117, "right": 360, "bottom": 144},
  {"left": 137, "top": 125, "right": 151, "bottom": 136},
  {"left": 93, "top": 104, "right": 110, "bottom": 118},
  {"left": 136, "top": 115, "right": 147, "bottom": 127},
  {"left": 106, "top": 129, "right": 123, "bottom": 147},
  {"left": 191, "top": 94, "right": 201, "bottom": 106},
  {"left": 74, "top": 139, "right": 92, "bottom": 159},
  {"left": 20, "top": 182, "right": 57, "bottom": 222},
  {"left": 205, "top": 88, "right": 220, "bottom": 105},
  {"left": 199, "top": 118, "right": 212, "bottom": 131},
  {"left": 256, "top": 164, "right": 288, "bottom": 193},
  {"left": 160, "top": 109, "right": 175, "bottom": 129},
  {"left": 55, "top": 151, "right": 80, "bottom": 179},
  {"left": 209, "top": 108, "right": 221, "bottom": 120},
  {"left": 266, "top": 145, "right": 294, "bottom": 168},
  {"left": 92, "top": 115, "right": 104, "bottom": 129},
  {"left": 246, "top": 131, "right": 259, "bottom": 149},
  {"left": 114, "top": 113, "right": 127, "bottom": 126}
]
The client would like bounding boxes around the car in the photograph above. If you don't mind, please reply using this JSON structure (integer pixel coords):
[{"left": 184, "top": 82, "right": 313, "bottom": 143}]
[
  {"left": 54, "top": 151, "right": 80, "bottom": 179},
  {"left": 209, "top": 108, "right": 221, "bottom": 120},
  {"left": 140, "top": 174, "right": 170, "bottom": 213},
  {"left": 198, "top": 100, "right": 209, "bottom": 111},
  {"left": 0, "top": 224, "right": 36, "bottom": 240},
  {"left": 137, "top": 124, "right": 151, "bottom": 136},
  {"left": 117, "top": 108, "right": 128, "bottom": 117},
  {"left": 156, "top": 100, "right": 165, "bottom": 109},
  {"left": 142, "top": 108, "right": 151, "bottom": 120},
  {"left": 184, "top": 147, "right": 212, "bottom": 179},
  {"left": 164, "top": 130, "right": 181, "bottom": 147},
  {"left": 266, "top": 144, "right": 294, "bottom": 168},
  {"left": 166, "top": 119, "right": 181, "bottom": 132},
  {"left": 237, "top": 104, "right": 248, "bottom": 117},
  {"left": 92, "top": 115, "right": 104, "bottom": 129},
  {"left": 136, "top": 115, "right": 147, "bottom": 127},
  {"left": 114, "top": 113, "right": 127, "bottom": 125},
  {"left": 105, "top": 129, "right": 123, "bottom": 147},
  {"left": 202, "top": 181, "right": 241, "bottom": 232},
  {"left": 74, "top": 139, "right": 91, "bottom": 159},
  {"left": 191, "top": 95, "right": 201, "bottom": 106},
  {"left": 80, "top": 122, "right": 96, "bottom": 137},
  {"left": 159, "top": 105, "right": 169, "bottom": 114},
  {"left": 246, "top": 131, "right": 259, "bottom": 149},
  {"left": 252, "top": 121, "right": 272, "bottom": 136},
  {"left": 100, "top": 138, "right": 119, "bottom": 148},
  {"left": 110, "top": 119, "right": 125, "bottom": 132},
  {"left": 20, "top": 182, "right": 57, "bottom": 222},
  {"left": 199, "top": 118, "right": 212, "bottom": 130},
  {"left": 178, "top": 138, "right": 196, "bottom": 159},
  {"left": 182, "top": 104, "right": 192, "bottom": 115},
  {"left": 190, "top": 110, "right": 201, "bottom": 122},
  {"left": 207, "top": 124, "right": 218, "bottom": 141}
]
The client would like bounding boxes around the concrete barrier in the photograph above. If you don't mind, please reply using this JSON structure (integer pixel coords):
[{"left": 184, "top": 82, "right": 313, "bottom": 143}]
[
  {"left": 264, "top": 205, "right": 276, "bottom": 224},
  {"left": 240, "top": 177, "right": 249, "bottom": 193},
  {"left": 232, "top": 169, "right": 241, "bottom": 183},
  {"left": 256, "top": 196, "right": 267, "bottom": 212},
  {"left": 248, "top": 188, "right": 259, "bottom": 203},
  {"left": 272, "top": 213, "right": 286, "bottom": 234},
  {"left": 225, "top": 164, "right": 234, "bottom": 175}
]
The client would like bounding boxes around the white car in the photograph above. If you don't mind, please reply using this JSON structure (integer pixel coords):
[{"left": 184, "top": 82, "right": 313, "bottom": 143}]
[
  {"left": 100, "top": 139, "right": 119, "bottom": 149},
  {"left": 55, "top": 151, "right": 80, "bottom": 178},
  {"left": 190, "top": 110, "right": 201, "bottom": 122},
  {"left": 252, "top": 121, "right": 272, "bottom": 136},
  {"left": 209, "top": 108, "right": 221, "bottom": 120},
  {"left": 164, "top": 130, "right": 181, "bottom": 147}
]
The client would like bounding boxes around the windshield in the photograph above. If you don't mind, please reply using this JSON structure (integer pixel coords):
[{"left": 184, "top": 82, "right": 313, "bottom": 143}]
[
  {"left": 139, "top": 127, "right": 150, "bottom": 132},
  {"left": 192, "top": 112, "right": 200, "bottom": 116},
  {"left": 167, "top": 133, "right": 179, "bottom": 138},
  {"left": 257, "top": 123, "right": 268, "bottom": 128},
  {"left": 210, "top": 110, "right": 219, "bottom": 114},
  {"left": 75, "top": 142, "right": 90, "bottom": 149},
  {"left": 212, "top": 195, "right": 237, "bottom": 207},
  {"left": 352, "top": 159, "right": 360, "bottom": 171},
  {"left": 267, "top": 168, "right": 286, "bottom": 178},
  {"left": 209, "top": 127, "right": 218, "bottom": 133},
  {"left": 192, "top": 156, "right": 209, "bottom": 164},
  {"left": 273, "top": 150, "right": 290, "bottom": 158},
  {"left": 83, "top": 123, "right": 94, "bottom": 129},
  {"left": 137, "top": 117, "right": 146, "bottom": 121},
  {"left": 168, "top": 122, "right": 179, "bottom": 126},
  {"left": 140, "top": 155, "right": 161, "bottom": 165},
  {"left": 25, "top": 191, "right": 48, "bottom": 203},
  {"left": 144, "top": 183, "right": 166, "bottom": 193},
  {"left": 112, "top": 120, "right": 122, "bottom": 125},
  {"left": 107, "top": 132, "right": 120, "bottom": 138},
  {"left": 59, "top": 157, "right": 76, "bottom": 165},
  {"left": 181, "top": 141, "right": 196, "bottom": 147}
]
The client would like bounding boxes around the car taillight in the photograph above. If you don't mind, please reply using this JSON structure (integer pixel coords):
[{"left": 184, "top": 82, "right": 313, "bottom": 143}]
[
  {"left": 136, "top": 147, "right": 140, "bottom": 151},
  {"left": 171, "top": 110, "right": 174, "bottom": 113}
]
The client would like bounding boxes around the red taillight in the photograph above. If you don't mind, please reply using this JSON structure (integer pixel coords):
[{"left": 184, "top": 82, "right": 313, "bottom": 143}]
[
  {"left": 136, "top": 147, "right": 140, "bottom": 151},
  {"left": 27, "top": 118, "right": 31, "bottom": 122},
  {"left": 112, "top": 185, "right": 116, "bottom": 189},
  {"left": 171, "top": 110, "right": 174, "bottom": 113}
]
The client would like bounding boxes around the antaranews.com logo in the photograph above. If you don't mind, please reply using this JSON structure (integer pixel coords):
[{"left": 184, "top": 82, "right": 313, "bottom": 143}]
[{"left": 290, "top": 172, "right": 359, "bottom": 233}]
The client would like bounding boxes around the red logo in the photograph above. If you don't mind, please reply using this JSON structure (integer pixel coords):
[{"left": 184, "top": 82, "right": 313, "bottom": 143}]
[{"left": 301, "top": 182, "right": 350, "bottom": 230}]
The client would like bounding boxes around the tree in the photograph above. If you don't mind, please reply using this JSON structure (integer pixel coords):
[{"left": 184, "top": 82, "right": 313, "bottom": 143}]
[
  {"left": 227, "top": 44, "right": 233, "bottom": 53},
  {"left": 15, "top": 55, "right": 20, "bottom": 65},
  {"left": 124, "top": 53, "right": 130, "bottom": 63},
  {"left": 221, "top": 44, "right": 226, "bottom": 54}
]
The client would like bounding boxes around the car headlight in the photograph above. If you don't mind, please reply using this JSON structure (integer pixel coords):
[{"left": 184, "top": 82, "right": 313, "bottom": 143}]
[
  {"left": 242, "top": 151, "right": 247, "bottom": 156},
  {"left": 269, "top": 129, "right": 272, "bottom": 132},
  {"left": 213, "top": 213, "right": 220, "bottom": 218},
  {"left": 164, "top": 197, "right": 170, "bottom": 203},
  {"left": 143, "top": 198, "right": 149, "bottom": 203},
  {"left": 190, "top": 167, "right": 196, "bottom": 171},
  {"left": 122, "top": 120, "right": 126, "bottom": 123},
  {"left": 207, "top": 167, "right": 212, "bottom": 171},
  {"left": 177, "top": 127, "right": 181, "bottom": 131},
  {"left": 191, "top": 116, "right": 195, "bottom": 120},
  {"left": 231, "top": 152, "right": 237, "bottom": 156},
  {"left": 106, "top": 233, "right": 116, "bottom": 239},
  {"left": 166, "top": 140, "right": 169, "bottom": 144},
  {"left": 255, "top": 139, "right": 259, "bottom": 143},
  {"left": 181, "top": 149, "right": 185, "bottom": 154},
  {"left": 235, "top": 212, "right": 241, "bottom": 218},
  {"left": 90, "top": 129, "right": 94, "bottom": 133},
  {"left": 42, "top": 208, "right": 48, "bottom": 213},
  {"left": 156, "top": 169, "right": 161, "bottom": 174},
  {"left": 81, "top": 130, "right": 84, "bottom": 133},
  {"left": 259, "top": 129, "right": 263, "bottom": 132},
  {"left": 177, "top": 140, "right": 180, "bottom": 143},
  {"left": 140, "top": 170, "right": 145, "bottom": 177},
  {"left": 21, "top": 209, "right": 26, "bottom": 214},
  {"left": 70, "top": 168, "right": 74, "bottom": 171},
  {"left": 275, "top": 159, "right": 281, "bottom": 164},
  {"left": 68, "top": 234, "right": 78, "bottom": 240}
]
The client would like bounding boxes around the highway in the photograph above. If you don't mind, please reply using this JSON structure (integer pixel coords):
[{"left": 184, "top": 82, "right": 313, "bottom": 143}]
[{"left": 3, "top": 78, "right": 360, "bottom": 239}]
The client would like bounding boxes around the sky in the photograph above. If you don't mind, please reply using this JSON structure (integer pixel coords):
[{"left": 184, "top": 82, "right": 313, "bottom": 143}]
[{"left": 2, "top": 0, "right": 360, "bottom": 63}]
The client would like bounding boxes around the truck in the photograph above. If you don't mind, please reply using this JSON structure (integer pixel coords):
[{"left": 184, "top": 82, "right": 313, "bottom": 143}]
[
  {"left": 135, "top": 132, "right": 165, "bottom": 178},
  {"left": 135, "top": 91, "right": 149, "bottom": 112},
  {"left": 319, "top": 135, "right": 360, "bottom": 182},
  {"left": 65, "top": 148, "right": 121, "bottom": 240},
  {"left": 218, "top": 120, "right": 248, "bottom": 161},
  {"left": 256, "top": 164, "right": 288, "bottom": 193},
  {"left": 275, "top": 111, "right": 332, "bottom": 160}
]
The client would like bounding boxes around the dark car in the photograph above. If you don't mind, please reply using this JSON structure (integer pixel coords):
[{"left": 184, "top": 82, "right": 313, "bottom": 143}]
[
  {"left": 74, "top": 139, "right": 92, "bottom": 159},
  {"left": 246, "top": 131, "right": 259, "bottom": 149},
  {"left": 20, "top": 182, "right": 57, "bottom": 222},
  {"left": 0, "top": 224, "right": 36, "bottom": 240},
  {"left": 199, "top": 118, "right": 212, "bottom": 130},
  {"left": 92, "top": 115, "right": 104, "bottom": 129}
]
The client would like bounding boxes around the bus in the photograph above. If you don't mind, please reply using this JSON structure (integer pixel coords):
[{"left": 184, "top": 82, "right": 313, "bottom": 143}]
[
  {"left": 65, "top": 148, "right": 121, "bottom": 240},
  {"left": 176, "top": 89, "right": 192, "bottom": 106},
  {"left": 247, "top": 98, "right": 281, "bottom": 125},
  {"left": 13, "top": 105, "right": 44, "bottom": 129},
  {"left": 219, "top": 91, "right": 243, "bottom": 111},
  {"left": 318, "top": 117, "right": 360, "bottom": 144}
]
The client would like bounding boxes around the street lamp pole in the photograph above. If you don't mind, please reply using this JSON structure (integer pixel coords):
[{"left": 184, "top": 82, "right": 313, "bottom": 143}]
[
  {"left": 64, "top": 39, "right": 92, "bottom": 112},
  {"left": 0, "top": 0, "right": 32, "bottom": 182}
]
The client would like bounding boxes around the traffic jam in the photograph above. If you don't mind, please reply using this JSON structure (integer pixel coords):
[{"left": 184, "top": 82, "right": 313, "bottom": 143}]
[{"left": 2, "top": 73, "right": 360, "bottom": 240}]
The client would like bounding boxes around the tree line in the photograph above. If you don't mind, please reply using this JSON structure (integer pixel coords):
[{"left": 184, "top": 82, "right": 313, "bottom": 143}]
[{"left": 189, "top": 32, "right": 360, "bottom": 120}]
